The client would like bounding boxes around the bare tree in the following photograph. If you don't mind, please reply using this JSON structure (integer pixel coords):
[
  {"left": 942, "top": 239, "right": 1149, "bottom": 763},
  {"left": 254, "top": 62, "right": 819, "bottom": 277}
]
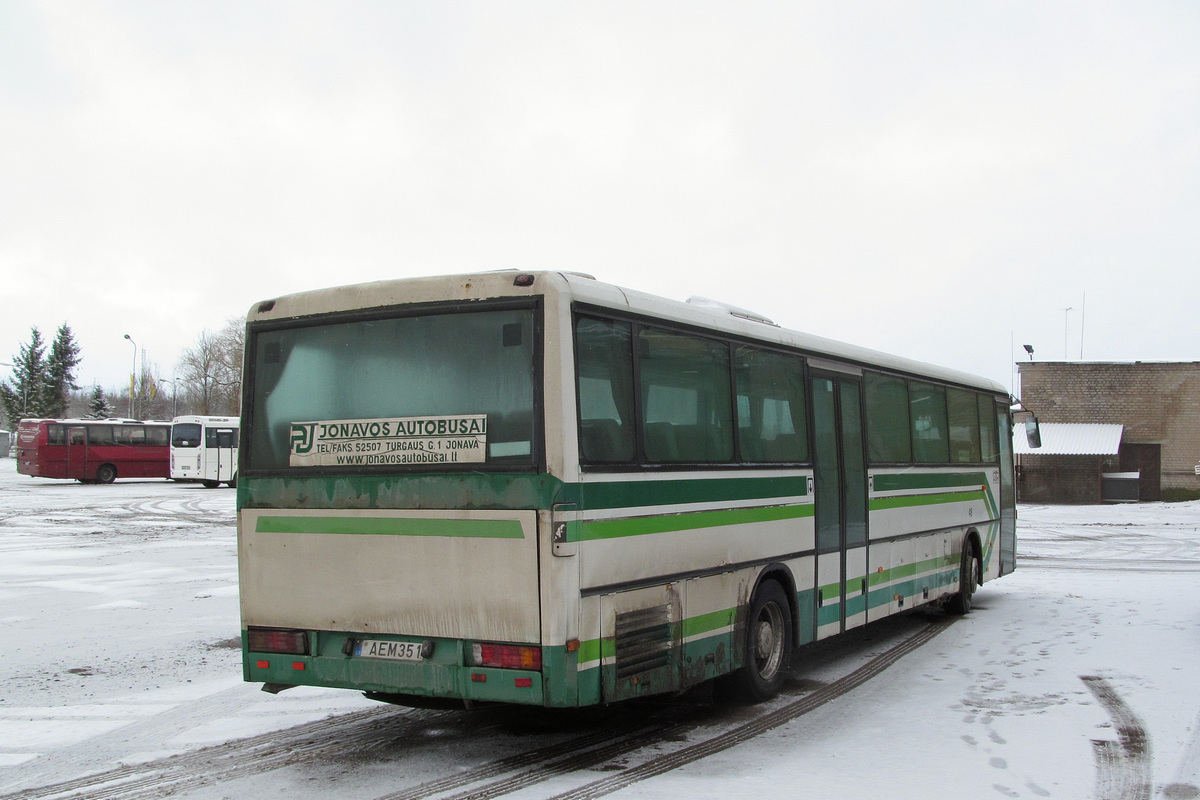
[
  {"left": 214, "top": 317, "right": 244, "bottom": 414},
  {"left": 178, "top": 318, "right": 243, "bottom": 416}
]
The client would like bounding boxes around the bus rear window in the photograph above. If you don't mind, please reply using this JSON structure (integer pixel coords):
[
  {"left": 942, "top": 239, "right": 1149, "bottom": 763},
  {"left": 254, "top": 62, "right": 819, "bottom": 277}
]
[
  {"left": 247, "top": 306, "right": 538, "bottom": 471},
  {"left": 173, "top": 423, "right": 202, "bottom": 448}
]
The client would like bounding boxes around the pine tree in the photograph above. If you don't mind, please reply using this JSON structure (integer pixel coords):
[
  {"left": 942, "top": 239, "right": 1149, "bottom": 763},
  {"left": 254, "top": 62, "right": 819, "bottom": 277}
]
[
  {"left": 87, "top": 385, "right": 114, "bottom": 419},
  {"left": 1, "top": 327, "right": 50, "bottom": 426},
  {"left": 44, "top": 323, "right": 82, "bottom": 418}
]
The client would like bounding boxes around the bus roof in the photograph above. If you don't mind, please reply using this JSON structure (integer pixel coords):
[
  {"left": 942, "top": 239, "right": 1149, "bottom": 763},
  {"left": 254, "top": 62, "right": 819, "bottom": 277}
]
[
  {"left": 247, "top": 270, "right": 1008, "bottom": 396},
  {"left": 19, "top": 418, "right": 170, "bottom": 426}
]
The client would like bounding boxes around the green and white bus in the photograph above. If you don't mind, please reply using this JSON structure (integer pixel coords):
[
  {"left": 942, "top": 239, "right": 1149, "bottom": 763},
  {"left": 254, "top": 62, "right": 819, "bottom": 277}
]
[{"left": 238, "top": 271, "right": 1021, "bottom": 708}]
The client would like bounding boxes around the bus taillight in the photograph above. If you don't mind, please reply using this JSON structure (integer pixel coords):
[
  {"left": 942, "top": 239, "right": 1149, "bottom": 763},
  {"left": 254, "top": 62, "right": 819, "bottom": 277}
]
[
  {"left": 470, "top": 642, "right": 542, "bottom": 671},
  {"left": 247, "top": 628, "right": 309, "bottom": 655}
]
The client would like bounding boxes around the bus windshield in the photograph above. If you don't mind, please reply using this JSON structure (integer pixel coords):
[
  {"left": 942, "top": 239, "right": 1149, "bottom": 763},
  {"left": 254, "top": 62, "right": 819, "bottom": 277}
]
[{"left": 246, "top": 305, "right": 538, "bottom": 471}]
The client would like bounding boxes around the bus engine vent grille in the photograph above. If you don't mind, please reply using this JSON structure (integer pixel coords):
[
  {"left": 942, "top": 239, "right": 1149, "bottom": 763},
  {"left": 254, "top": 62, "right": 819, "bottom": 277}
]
[{"left": 615, "top": 605, "right": 673, "bottom": 679}]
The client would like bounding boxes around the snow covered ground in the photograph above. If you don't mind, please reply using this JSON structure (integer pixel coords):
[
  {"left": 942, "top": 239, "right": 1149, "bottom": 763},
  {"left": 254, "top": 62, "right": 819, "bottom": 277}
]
[{"left": 1, "top": 456, "right": 1199, "bottom": 799}]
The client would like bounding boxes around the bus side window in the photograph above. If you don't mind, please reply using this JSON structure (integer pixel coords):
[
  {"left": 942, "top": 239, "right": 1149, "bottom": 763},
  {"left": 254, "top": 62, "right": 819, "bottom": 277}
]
[
  {"left": 979, "top": 394, "right": 999, "bottom": 463},
  {"left": 575, "top": 317, "right": 636, "bottom": 464},
  {"left": 865, "top": 373, "right": 912, "bottom": 463},
  {"left": 910, "top": 382, "right": 949, "bottom": 463},
  {"left": 638, "top": 328, "right": 732, "bottom": 463},
  {"left": 735, "top": 346, "right": 808, "bottom": 463},
  {"left": 88, "top": 426, "right": 114, "bottom": 445},
  {"left": 947, "top": 388, "right": 982, "bottom": 463}
]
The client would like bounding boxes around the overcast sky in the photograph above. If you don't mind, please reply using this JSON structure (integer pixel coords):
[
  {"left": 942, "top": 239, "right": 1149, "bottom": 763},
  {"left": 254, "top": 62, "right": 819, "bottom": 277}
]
[{"left": 2, "top": 1, "right": 1197, "bottom": 399}]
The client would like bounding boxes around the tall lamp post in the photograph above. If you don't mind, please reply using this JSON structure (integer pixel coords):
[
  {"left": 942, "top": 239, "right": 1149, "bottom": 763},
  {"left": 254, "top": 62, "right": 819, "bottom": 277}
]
[
  {"left": 159, "top": 378, "right": 179, "bottom": 418},
  {"left": 123, "top": 334, "right": 137, "bottom": 418},
  {"left": 1062, "top": 307, "right": 1073, "bottom": 360}
]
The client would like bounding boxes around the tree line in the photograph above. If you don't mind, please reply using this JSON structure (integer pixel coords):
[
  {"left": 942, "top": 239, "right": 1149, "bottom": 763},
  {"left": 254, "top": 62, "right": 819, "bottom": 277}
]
[{"left": 1, "top": 318, "right": 244, "bottom": 430}]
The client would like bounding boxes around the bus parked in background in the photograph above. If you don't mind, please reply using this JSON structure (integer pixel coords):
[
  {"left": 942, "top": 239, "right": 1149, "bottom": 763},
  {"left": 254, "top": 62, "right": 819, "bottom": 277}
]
[
  {"left": 16, "top": 418, "right": 170, "bottom": 484},
  {"left": 238, "top": 271, "right": 1028, "bottom": 709},
  {"left": 171, "top": 415, "right": 239, "bottom": 488}
]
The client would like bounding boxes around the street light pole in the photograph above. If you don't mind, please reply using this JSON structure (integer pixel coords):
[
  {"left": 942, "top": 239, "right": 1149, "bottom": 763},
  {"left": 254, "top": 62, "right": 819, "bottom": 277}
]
[
  {"left": 123, "top": 334, "right": 137, "bottom": 418},
  {"left": 1062, "top": 307, "right": 1073, "bottom": 360},
  {"left": 160, "top": 378, "right": 178, "bottom": 418}
]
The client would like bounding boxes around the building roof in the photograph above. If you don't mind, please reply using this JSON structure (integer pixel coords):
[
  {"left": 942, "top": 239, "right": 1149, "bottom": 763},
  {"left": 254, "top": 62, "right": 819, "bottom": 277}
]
[{"left": 1015, "top": 422, "right": 1123, "bottom": 456}]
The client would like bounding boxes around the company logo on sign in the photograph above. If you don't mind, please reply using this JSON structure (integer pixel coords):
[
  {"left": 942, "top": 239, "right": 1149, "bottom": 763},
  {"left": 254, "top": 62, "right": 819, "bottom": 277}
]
[{"left": 288, "top": 415, "right": 488, "bottom": 467}]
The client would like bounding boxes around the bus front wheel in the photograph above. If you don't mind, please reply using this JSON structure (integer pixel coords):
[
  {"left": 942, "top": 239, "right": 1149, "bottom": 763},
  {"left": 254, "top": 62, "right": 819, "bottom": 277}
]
[
  {"left": 95, "top": 464, "right": 117, "bottom": 484},
  {"left": 948, "top": 543, "right": 978, "bottom": 615},
  {"left": 720, "top": 580, "right": 792, "bottom": 702}
]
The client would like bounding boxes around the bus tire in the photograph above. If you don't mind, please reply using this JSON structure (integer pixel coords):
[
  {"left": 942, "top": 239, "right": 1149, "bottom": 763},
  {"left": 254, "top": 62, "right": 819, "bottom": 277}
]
[
  {"left": 948, "top": 543, "right": 978, "bottom": 615},
  {"left": 202, "top": 480, "right": 220, "bottom": 489},
  {"left": 96, "top": 464, "right": 117, "bottom": 484},
  {"left": 722, "top": 580, "right": 792, "bottom": 702},
  {"left": 227, "top": 474, "right": 237, "bottom": 488}
]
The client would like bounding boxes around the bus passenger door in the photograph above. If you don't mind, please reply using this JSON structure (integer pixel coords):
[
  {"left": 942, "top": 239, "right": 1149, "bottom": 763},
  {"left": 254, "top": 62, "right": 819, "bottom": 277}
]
[
  {"left": 67, "top": 427, "right": 87, "bottom": 479},
  {"left": 811, "top": 373, "right": 869, "bottom": 639},
  {"left": 996, "top": 402, "right": 1016, "bottom": 576},
  {"left": 213, "top": 427, "right": 237, "bottom": 483}
]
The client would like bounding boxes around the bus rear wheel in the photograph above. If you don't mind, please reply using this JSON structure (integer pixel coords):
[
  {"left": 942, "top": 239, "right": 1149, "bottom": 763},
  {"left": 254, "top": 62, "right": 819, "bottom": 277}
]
[
  {"left": 720, "top": 580, "right": 792, "bottom": 702},
  {"left": 202, "top": 480, "right": 220, "bottom": 489},
  {"left": 95, "top": 464, "right": 117, "bottom": 484}
]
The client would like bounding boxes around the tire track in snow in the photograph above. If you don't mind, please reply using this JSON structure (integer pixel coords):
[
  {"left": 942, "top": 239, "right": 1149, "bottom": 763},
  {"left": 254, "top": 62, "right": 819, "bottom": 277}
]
[
  {"left": 372, "top": 615, "right": 955, "bottom": 800},
  {"left": 3, "top": 615, "right": 955, "bottom": 800},
  {"left": 1083, "top": 675, "right": 1152, "bottom": 800},
  {"left": 0, "top": 704, "right": 427, "bottom": 800},
  {"left": 1162, "top": 706, "right": 1200, "bottom": 799},
  {"left": 542, "top": 615, "right": 955, "bottom": 800}
]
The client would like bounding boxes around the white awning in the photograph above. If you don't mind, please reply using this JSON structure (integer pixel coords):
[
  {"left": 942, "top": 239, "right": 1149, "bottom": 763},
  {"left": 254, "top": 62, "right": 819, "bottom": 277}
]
[{"left": 1015, "top": 423, "right": 1123, "bottom": 455}]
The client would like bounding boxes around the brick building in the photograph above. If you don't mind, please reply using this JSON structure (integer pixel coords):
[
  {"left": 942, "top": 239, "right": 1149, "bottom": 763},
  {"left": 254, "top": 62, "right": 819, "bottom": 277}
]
[{"left": 1017, "top": 361, "right": 1200, "bottom": 503}]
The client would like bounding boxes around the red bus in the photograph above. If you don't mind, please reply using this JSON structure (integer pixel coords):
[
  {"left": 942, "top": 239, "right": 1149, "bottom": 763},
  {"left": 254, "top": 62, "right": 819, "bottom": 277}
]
[{"left": 16, "top": 419, "right": 171, "bottom": 484}]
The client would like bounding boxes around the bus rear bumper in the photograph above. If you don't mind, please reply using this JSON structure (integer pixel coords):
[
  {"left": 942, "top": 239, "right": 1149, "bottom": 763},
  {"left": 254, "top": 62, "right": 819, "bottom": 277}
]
[{"left": 242, "top": 630, "right": 549, "bottom": 706}]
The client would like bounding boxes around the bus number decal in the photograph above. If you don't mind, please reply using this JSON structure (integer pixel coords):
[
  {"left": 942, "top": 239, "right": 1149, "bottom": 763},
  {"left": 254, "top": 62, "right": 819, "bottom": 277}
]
[{"left": 288, "top": 415, "right": 488, "bottom": 467}]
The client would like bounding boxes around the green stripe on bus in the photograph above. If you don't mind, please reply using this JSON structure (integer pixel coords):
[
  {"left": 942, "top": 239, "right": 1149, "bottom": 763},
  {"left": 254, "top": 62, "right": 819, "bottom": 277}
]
[
  {"left": 818, "top": 553, "right": 958, "bottom": 600},
  {"left": 872, "top": 472, "right": 990, "bottom": 492},
  {"left": 576, "top": 475, "right": 808, "bottom": 511},
  {"left": 242, "top": 473, "right": 809, "bottom": 515},
  {"left": 254, "top": 515, "right": 525, "bottom": 539},
  {"left": 870, "top": 489, "right": 987, "bottom": 512},
  {"left": 579, "top": 503, "right": 813, "bottom": 541},
  {"left": 576, "top": 637, "right": 603, "bottom": 665},
  {"left": 681, "top": 607, "right": 736, "bottom": 640},
  {"left": 872, "top": 471, "right": 998, "bottom": 517},
  {"left": 242, "top": 472, "right": 566, "bottom": 512},
  {"left": 576, "top": 605, "right": 736, "bottom": 667}
]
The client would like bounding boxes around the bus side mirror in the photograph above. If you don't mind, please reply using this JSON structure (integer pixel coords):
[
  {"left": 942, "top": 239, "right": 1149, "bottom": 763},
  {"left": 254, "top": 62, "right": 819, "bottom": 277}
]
[{"left": 1025, "top": 416, "right": 1042, "bottom": 449}]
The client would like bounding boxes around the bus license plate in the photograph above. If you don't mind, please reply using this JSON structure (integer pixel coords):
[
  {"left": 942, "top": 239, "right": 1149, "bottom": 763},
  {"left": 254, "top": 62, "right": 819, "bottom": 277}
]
[{"left": 354, "top": 640, "right": 426, "bottom": 661}]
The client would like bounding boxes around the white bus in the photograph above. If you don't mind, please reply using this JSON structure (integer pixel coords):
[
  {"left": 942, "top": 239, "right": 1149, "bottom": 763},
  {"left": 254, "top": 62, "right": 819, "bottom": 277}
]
[
  {"left": 171, "top": 415, "right": 239, "bottom": 488},
  {"left": 238, "top": 272, "right": 1027, "bottom": 708}
]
